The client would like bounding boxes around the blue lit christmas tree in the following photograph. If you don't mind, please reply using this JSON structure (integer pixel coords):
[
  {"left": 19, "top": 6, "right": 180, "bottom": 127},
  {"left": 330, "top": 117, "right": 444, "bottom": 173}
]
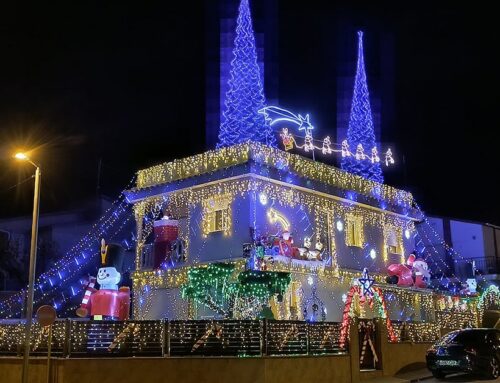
[
  {"left": 217, "top": 0, "right": 276, "bottom": 148},
  {"left": 341, "top": 31, "right": 384, "bottom": 183}
]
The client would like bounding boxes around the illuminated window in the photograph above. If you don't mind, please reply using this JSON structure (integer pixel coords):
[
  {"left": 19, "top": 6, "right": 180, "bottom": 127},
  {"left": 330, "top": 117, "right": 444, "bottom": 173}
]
[
  {"left": 345, "top": 214, "right": 363, "bottom": 247},
  {"left": 209, "top": 209, "right": 226, "bottom": 232},
  {"left": 385, "top": 225, "right": 403, "bottom": 255},
  {"left": 202, "top": 194, "right": 232, "bottom": 236}
]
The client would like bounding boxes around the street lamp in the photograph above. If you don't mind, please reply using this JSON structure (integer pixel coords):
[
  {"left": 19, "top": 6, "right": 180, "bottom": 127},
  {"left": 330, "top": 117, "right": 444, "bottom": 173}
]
[{"left": 14, "top": 152, "right": 41, "bottom": 383}]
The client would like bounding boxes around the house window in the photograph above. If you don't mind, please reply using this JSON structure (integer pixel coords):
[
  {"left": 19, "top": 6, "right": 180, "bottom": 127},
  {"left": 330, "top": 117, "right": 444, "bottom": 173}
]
[
  {"left": 209, "top": 209, "right": 226, "bottom": 233},
  {"left": 385, "top": 225, "right": 403, "bottom": 255},
  {"left": 345, "top": 214, "right": 363, "bottom": 247},
  {"left": 202, "top": 194, "right": 232, "bottom": 236}
]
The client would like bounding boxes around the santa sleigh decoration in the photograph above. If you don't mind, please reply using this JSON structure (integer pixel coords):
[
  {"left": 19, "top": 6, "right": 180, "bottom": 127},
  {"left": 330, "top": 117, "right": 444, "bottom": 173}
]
[{"left": 76, "top": 239, "right": 130, "bottom": 320}]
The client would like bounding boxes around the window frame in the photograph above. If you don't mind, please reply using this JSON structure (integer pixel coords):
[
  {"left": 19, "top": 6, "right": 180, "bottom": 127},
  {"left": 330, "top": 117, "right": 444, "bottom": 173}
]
[
  {"left": 345, "top": 214, "right": 363, "bottom": 248},
  {"left": 384, "top": 224, "right": 403, "bottom": 256},
  {"left": 202, "top": 194, "right": 232, "bottom": 236}
]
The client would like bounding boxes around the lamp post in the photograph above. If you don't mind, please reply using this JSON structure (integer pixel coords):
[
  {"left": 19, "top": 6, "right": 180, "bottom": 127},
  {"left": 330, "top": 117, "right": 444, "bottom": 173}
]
[{"left": 15, "top": 152, "right": 41, "bottom": 383}]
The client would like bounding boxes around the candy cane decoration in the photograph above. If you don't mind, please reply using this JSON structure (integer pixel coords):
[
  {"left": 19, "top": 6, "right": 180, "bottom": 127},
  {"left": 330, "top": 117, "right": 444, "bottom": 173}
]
[
  {"left": 108, "top": 323, "right": 138, "bottom": 351},
  {"left": 359, "top": 321, "right": 379, "bottom": 367},
  {"left": 319, "top": 325, "right": 336, "bottom": 350},
  {"left": 76, "top": 276, "right": 97, "bottom": 317},
  {"left": 278, "top": 324, "right": 299, "bottom": 351},
  {"left": 191, "top": 322, "right": 223, "bottom": 352}
]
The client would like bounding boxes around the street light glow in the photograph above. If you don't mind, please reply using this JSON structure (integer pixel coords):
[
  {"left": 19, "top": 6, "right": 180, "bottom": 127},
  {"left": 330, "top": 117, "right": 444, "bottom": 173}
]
[{"left": 14, "top": 152, "right": 29, "bottom": 160}]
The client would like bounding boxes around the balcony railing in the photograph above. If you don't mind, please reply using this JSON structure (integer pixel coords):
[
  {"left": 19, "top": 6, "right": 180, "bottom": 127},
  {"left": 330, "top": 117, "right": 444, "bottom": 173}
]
[
  {"left": 0, "top": 319, "right": 348, "bottom": 358},
  {"left": 454, "top": 256, "right": 499, "bottom": 276},
  {"left": 140, "top": 243, "right": 155, "bottom": 270}
]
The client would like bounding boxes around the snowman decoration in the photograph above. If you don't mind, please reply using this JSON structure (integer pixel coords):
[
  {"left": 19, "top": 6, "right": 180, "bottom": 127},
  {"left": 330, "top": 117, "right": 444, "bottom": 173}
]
[{"left": 76, "top": 239, "right": 130, "bottom": 320}]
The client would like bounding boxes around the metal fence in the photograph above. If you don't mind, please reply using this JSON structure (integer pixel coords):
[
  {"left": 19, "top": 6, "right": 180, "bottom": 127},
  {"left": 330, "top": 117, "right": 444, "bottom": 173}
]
[{"left": 0, "top": 319, "right": 348, "bottom": 358}]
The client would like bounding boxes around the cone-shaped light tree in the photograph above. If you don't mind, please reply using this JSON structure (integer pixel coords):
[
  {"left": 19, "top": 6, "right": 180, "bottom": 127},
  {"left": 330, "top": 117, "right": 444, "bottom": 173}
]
[
  {"left": 217, "top": 0, "right": 276, "bottom": 148},
  {"left": 341, "top": 31, "right": 384, "bottom": 183}
]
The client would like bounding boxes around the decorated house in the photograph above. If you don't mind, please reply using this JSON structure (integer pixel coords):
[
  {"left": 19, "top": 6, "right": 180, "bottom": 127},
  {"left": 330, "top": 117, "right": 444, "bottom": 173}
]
[
  {"left": 1, "top": 3, "right": 498, "bottom": 372},
  {"left": 122, "top": 0, "right": 470, "bottom": 327},
  {"left": 124, "top": 142, "right": 440, "bottom": 324}
]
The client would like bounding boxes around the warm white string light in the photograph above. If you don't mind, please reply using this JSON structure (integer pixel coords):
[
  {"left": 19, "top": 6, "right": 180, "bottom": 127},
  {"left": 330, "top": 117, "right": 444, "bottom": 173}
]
[
  {"left": 280, "top": 128, "right": 394, "bottom": 165},
  {"left": 260, "top": 106, "right": 394, "bottom": 164}
]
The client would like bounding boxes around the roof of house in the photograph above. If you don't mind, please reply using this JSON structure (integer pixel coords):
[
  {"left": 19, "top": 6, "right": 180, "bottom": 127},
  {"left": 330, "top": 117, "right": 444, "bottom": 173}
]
[{"left": 126, "top": 141, "right": 418, "bottom": 218}]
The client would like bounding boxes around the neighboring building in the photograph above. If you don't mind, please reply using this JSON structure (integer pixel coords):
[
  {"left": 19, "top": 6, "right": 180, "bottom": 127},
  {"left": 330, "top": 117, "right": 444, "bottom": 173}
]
[
  {"left": 0, "top": 198, "right": 112, "bottom": 291},
  {"left": 422, "top": 216, "right": 500, "bottom": 282},
  {"left": 126, "top": 142, "right": 426, "bottom": 322}
]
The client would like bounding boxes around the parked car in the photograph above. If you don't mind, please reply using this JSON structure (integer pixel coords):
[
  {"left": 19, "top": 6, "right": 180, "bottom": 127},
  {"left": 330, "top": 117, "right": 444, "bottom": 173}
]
[{"left": 426, "top": 328, "right": 500, "bottom": 379}]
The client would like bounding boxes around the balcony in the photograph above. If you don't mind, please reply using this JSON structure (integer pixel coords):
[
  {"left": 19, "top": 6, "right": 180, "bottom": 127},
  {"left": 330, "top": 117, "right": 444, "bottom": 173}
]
[{"left": 454, "top": 256, "right": 499, "bottom": 277}]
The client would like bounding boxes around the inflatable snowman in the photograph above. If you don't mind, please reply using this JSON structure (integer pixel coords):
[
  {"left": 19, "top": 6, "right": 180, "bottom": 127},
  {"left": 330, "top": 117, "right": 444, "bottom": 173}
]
[{"left": 76, "top": 239, "right": 130, "bottom": 320}]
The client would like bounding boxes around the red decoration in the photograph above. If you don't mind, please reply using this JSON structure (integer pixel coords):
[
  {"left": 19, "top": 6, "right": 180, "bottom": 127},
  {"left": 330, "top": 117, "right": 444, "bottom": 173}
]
[
  {"left": 387, "top": 263, "right": 413, "bottom": 286},
  {"left": 387, "top": 254, "right": 430, "bottom": 288},
  {"left": 89, "top": 288, "right": 130, "bottom": 320},
  {"left": 373, "top": 286, "right": 397, "bottom": 343},
  {"left": 339, "top": 285, "right": 397, "bottom": 348},
  {"left": 153, "top": 219, "right": 179, "bottom": 268},
  {"left": 76, "top": 276, "right": 97, "bottom": 317}
]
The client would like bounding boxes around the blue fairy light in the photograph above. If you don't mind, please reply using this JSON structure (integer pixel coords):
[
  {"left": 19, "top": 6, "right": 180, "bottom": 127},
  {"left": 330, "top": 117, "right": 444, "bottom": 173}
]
[
  {"left": 341, "top": 31, "right": 384, "bottom": 183},
  {"left": 217, "top": 0, "right": 276, "bottom": 148}
]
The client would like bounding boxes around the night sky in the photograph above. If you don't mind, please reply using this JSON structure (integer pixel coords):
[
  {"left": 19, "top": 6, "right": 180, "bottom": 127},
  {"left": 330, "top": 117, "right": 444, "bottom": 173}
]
[{"left": 1, "top": 2, "right": 498, "bottom": 225}]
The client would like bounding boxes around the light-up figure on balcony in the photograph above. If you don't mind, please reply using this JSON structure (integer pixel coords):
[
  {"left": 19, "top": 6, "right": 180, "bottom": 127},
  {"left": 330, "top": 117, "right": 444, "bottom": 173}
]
[
  {"left": 280, "top": 128, "right": 294, "bottom": 151},
  {"left": 370, "top": 147, "right": 380, "bottom": 164},
  {"left": 355, "top": 144, "right": 366, "bottom": 160},
  {"left": 303, "top": 131, "right": 314, "bottom": 152},
  {"left": 341, "top": 140, "right": 351, "bottom": 157},
  {"left": 322, "top": 136, "right": 333, "bottom": 155}
]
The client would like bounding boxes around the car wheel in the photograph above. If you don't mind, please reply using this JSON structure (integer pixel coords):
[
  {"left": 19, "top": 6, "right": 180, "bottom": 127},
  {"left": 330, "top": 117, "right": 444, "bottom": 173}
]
[
  {"left": 486, "top": 356, "right": 499, "bottom": 379},
  {"left": 432, "top": 370, "right": 446, "bottom": 380}
]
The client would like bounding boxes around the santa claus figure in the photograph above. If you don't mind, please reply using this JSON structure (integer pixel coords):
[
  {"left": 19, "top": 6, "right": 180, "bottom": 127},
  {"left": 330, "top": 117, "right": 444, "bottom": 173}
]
[
  {"left": 386, "top": 252, "right": 430, "bottom": 288},
  {"left": 412, "top": 258, "right": 430, "bottom": 288},
  {"left": 279, "top": 230, "right": 294, "bottom": 257},
  {"left": 386, "top": 254, "right": 414, "bottom": 287},
  {"left": 76, "top": 239, "right": 130, "bottom": 320}
]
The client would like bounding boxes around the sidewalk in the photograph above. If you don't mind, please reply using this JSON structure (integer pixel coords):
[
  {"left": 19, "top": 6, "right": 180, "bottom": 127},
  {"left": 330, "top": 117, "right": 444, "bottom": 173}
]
[{"left": 368, "top": 368, "right": 433, "bottom": 383}]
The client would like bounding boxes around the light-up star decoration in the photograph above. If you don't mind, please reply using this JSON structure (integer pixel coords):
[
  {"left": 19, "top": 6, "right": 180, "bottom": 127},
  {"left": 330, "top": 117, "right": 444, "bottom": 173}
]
[
  {"left": 259, "top": 106, "right": 315, "bottom": 134},
  {"left": 297, "top": 114, "right": 313, "bottom": 134},
  {"left": 259, "top": 105, "right": 395, "bottom": 166},
  {"left": 358, "top": 268, "right": 375, "bottom": 298}
]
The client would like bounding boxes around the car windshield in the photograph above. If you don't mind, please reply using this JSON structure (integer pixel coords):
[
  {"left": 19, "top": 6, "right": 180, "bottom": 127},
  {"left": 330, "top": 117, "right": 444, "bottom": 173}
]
[
  {"left": 436, "top": 331, "right": 459, "bottom": 346},
  {"left": 438, "top": 330, "right": 491, "bottom": 346},
  {"left": 454, "top": 331, "right": 486, "bottom": 345}
]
